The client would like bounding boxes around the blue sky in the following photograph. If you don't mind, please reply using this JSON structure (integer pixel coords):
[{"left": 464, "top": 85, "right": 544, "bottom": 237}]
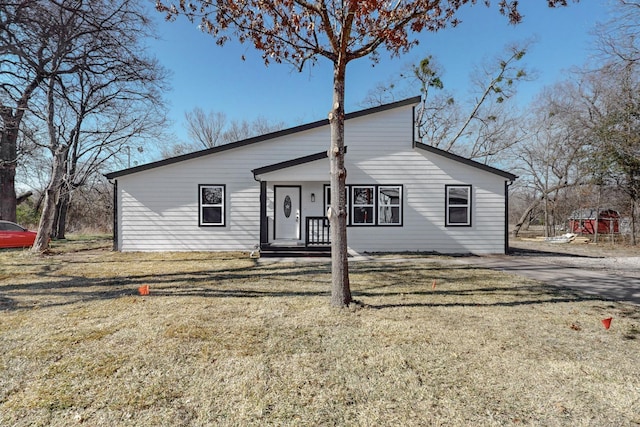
[{"left": 149, "top": 2, "right": 610, "bottom": 145}]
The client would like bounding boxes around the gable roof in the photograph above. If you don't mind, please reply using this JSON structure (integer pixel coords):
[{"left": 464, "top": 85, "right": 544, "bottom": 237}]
[
  {"left": 249, "top": 143, "right": 517, "bottom": 182},
  {"left": 413, "top": 142, "right": 517, "bottom": 181},
  {"left": 105, "top": 96, "right": 421, "bottom": 180}
]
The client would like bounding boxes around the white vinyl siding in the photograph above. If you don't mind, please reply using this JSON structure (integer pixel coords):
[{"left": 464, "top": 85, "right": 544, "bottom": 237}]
[
  {"left": 344, "top": 148, "right": 508, "bottom": 254},
  {"left": 114, "top": 102, "right": 511, "bottom": 254},
  {"left": 116, "top": 121, "right": 340, "bottom": 251}
]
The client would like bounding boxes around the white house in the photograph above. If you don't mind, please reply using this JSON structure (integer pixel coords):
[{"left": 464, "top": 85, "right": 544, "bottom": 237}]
[{"left": 106, "top": 96, "right": 517, "bottom": 255}]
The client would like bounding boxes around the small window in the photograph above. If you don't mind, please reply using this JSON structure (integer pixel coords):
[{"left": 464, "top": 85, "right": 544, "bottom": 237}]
[
  {"left": 199, "top": 184, "right": 225, "bottom": 226},
  {"left": 352, "top": 186, "right": 375, "bottom": 225},
  {"left": 446, "top": 185, "right": 471, "bottom": 226},
  {"left": 378, "top": 186, "right": 402, "bottom": 225}
]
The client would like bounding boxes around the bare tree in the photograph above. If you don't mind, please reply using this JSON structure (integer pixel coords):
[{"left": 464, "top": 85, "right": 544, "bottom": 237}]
[
  {"left": 183, "top": 107, "right": 284, "bottom": 152},
  {"left": 62, "top": 175, "right": 113, "bottom": 234},
  {"left": 364, "top": 42, "right": 532, "bottom": 163},
  {"left": 514, "top": 0, "right": 640, "bottom": 244},
  {"left": 591, "top": 0, "right": 640, "bottom": 244},
  {"left": 185, "top": 108, "right": 228, "bottom": 148},
  {"left": 511, "top": 81, "right": 593, "bottom": 237},
  {"left": 594, "top": 0, "right": 640, "bottom": 66},
  {"left": 157, "top": 0, "right": 575, "bottom": 307},
  {"left": 222, "top": 116, "right": 285, "bottom": 143},
  {"left": 588, "top": 65, "right": 640, "bottom": 244},
  {"left": 52, "top": 64, "right": 167, "bottom": 240},
  {"left": 166, "top": 109, "right": 285, "bottom": 157},
  {"left": 512, "top": 60, "right": 639, "bottom": 243},
  {"left": 0, "top": 0, "right": 57, "bottom": 222},
  {"left": 11, "top": 0, "right": 169, "bottom": 252}
]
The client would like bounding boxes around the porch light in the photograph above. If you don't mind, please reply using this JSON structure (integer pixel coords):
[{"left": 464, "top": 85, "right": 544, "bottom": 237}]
[{"left": 311, "top": 193, "right": 316, "bottom": 202}]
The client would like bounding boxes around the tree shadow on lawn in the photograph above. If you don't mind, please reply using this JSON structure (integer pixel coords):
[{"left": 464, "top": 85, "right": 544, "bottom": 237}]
[
  {"left": 508, "top": 245, "right": 602, "bottom": 258},
  {"left": 360, "top": 284, "right": 602, "bottom": 309},
  {"left": 351, "top": 262, "right": 607, "bottom": 309},
  {"left": 0, "top": 259, "right": 609, "bottom": 312}
]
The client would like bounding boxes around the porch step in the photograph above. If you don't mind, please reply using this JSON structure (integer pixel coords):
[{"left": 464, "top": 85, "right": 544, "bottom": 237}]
[{"left": 259, "top": 245, "right": 331, "bottom": 258}]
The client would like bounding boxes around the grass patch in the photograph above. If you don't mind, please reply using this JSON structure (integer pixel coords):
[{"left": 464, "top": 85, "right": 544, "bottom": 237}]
[{"left": 1, "top": 241, "right": 639, "bottom": 426}]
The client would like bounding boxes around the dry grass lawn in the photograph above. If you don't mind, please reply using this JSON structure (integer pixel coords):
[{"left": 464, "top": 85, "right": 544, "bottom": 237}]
[{"left": 1, "top": 237, "right": 639, "bottom": 426}]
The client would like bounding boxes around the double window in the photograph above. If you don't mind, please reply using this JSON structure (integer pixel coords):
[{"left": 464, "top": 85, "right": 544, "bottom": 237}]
[
  {"left": 325, "top": 184, "right": 402, "bottom": 226},
  {"left": 199, "top": 184, "right": 225, "bottom": 226},
  {"left": 445, "top": 185, "right": 471, "bottom": 226}
]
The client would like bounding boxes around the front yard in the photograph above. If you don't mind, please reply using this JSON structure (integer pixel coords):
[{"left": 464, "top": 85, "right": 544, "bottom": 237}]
[{"left": 1, "top": 238, "right": 639, "bottom": 426}]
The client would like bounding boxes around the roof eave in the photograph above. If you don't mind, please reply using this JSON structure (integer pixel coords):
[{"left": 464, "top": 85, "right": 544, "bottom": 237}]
[
  {"left": 252, "top": 150, "right": 329, "bottom": 179},
  {"left": 413, "top": 142, "right": 517, "bottom": 181},
  {"left": 105, "top": 95, "right": 422, "bottom": 180}
]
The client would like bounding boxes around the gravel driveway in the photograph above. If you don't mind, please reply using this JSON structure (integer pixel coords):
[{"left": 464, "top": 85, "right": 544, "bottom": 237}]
[{"left": 453, "top": 239, "right": 640, "bottom": 305}]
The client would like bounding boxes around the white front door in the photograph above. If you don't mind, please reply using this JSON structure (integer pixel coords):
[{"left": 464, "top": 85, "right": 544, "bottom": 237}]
[{"left": 274, "top": 186, "right": 301, "bottom": 240}]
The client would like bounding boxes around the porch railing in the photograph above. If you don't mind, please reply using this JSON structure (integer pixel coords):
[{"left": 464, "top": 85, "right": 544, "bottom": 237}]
[{"left": 306, "top": 216, "right": 330, "bottom": 246}]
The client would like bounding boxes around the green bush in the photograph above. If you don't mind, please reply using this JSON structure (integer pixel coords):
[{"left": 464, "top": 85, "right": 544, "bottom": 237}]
[{"left": 16, "top": 201, "right": 40, "bottom": 228}]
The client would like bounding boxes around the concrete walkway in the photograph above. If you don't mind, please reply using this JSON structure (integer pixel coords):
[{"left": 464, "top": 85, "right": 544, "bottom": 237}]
[{"left": 447, "top": 254, "right": 640, "bottom": 306}]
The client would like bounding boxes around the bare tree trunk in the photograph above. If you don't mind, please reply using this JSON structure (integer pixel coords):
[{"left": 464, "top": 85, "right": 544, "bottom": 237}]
[
  {"left": 32, "top": 148, "right": 68, "bottom": 252},
  {"left": 329, "top": 59, "right": 351, "bottom": 307},
  {"left": 594, "top": 187, "right": 601, "bottom": 243},
  {"left": 631, "top": 200, "right": 637, "bottom": 246},
  {"left": 543, "top": 195, "right": 550, "bottom": 238},
  {"left": 32, "top": 76, "right": 68, "bottom": 253},
  {"left": 0, "top": 156, "right": 16, "bottom": 221},
  {"left": 513, "top": 202, "right": 538, "bottom": 237},
  {"left": 1, "top": 74, "right": 43, "bottom": 222},
  {"left": 54, "top": 191, "right": 70, "bottom": 240},
  {"left": 0, "top": 107, "right": 18, "bottom": 222}
]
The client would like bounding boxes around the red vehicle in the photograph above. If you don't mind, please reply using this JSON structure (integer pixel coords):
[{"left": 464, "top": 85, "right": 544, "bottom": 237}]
[{"left": 0, "top": 220, "right": 38, "bottom": 249}]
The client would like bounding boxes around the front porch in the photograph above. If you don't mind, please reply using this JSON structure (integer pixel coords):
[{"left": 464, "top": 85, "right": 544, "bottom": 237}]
[
  {"left": 259, "top": 216, "right": 331, "bottom": 258},
  {"left": 253, "top": 150, "right": 335, "bottom": 258}
]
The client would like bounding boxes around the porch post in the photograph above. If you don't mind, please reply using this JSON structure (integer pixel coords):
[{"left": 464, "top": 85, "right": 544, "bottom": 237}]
[{"left": 259, "top": 180, "right": 268, "bottom": 246}]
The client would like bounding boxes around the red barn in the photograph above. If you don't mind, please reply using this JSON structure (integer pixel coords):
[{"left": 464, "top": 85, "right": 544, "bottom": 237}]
[{"left": 568, "top": 209, "right": 620, "bottom": 234}]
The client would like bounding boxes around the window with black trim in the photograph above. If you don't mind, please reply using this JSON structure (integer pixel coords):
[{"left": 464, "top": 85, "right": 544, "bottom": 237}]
[
  {"left": 199, "top": 184, "right": 225, "bottom": 226},
  {"left": 352, "top": 186, "right": 375, "bottom": 225},
  {"left": 378, "top": 186, "right": 402, "bottom": 225},
  {"left": 446, "top": 185, "right": 471, "bottom": 226},
  {"left": 324, "top": 184, "right": 403, "bottom": 226}
]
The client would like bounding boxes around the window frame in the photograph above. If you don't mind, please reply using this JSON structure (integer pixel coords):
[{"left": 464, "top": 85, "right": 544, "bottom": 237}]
[
  {"left": 351, "top": 185, "right": 376, "bottom": 225},
  {"left": 377, "top": 185, "right": 403, "bottom": 226},
  {"left": 199, "top": 184, "right": 226, "bottom": 227},
  {"left": 445, "top": 184, "right": 472, "bottom": 227}
]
